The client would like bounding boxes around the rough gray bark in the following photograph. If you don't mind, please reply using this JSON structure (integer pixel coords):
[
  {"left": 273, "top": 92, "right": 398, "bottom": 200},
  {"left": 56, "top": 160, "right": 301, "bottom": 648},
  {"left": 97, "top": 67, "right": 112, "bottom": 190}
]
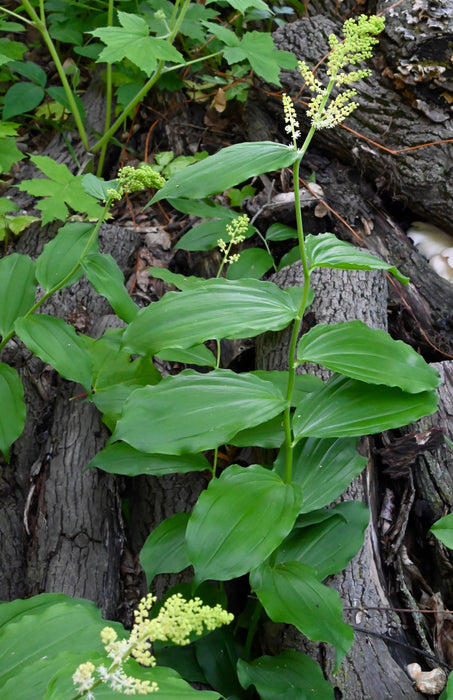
[
  {"left": 256, "top": 263, "right": 424, "bottom": 698},
  {"left": 269, "top": 11, "right": 453, "bottom": 234}
]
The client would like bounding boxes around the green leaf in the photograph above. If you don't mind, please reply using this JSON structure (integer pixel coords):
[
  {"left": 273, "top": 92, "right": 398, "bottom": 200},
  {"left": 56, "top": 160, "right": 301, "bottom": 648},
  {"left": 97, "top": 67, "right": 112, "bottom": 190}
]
[
  {"left": 3, "top": 82, "right": 44, "bottom": 119},
  {"left": 278, "top": 245, "right": 300, "bottom": 270},
  {"left": 250, "top": 560, "right": 353, "bottom": 668},
  {"left": 113, "top": 369, "right": 287, "bottom": 454},
  {"left": 0, "top": 123, "right": 25, "bottom": 173},
  {"left": 0, "top": 253, "right": 36, "bottom": 337},
  {"left": 430, "top": 513, "right": 453, "bottom": 549},
  {"left": 82, "top": 173, "right": 119, "bottom": 200},
  {"left": 0, "top": 593, "right": 125, "bottom": 697},
  {"left": 90, "top": 11, "right": 183, "bottom": 75},
  {"left": 292, "top": 374, "right": 438, "bottom": 439},
  {"left": 17, "top": 155, "right": 104, "bottom": 225},
  {"left": 46, "top": 86, "right": 86, "bottom": 126},
  {"left": 195, "top": 627, "right": 245, "bottom": 698},
  {"left": 216, "top": 0, "right": 270, "bottom": 12},
  {"left": 4, "top": 214, "right": 39, "bottom": 236},
  {"left": 224, "top": 31, "right": 296, "bottom": 85},
  {"left": 226, "top": 248, "right": 274, "bottom": 280},
  {"left": 176, "top": 216, "right": 256, "bottom": 252},
  {"left": 251, "top": 371, "right": 323, "bottom": 407},
  {"left": 8, "top": 60, "right": 47, "bottom": 87},
  {"left": 148, "top": 267, "right": 205, "bottom": 291},
  {"left": 0, "top": 363, "right": 25, "bottom": 459},
  {"left": 141, "top": 513, "right": 191, "bottom": 586},
  {"left": 306, "top": 233, "right": 409, "bottom": 284},
  {"left": 273, "top": 437, "right": 367, "bottom": 512},
  {"left": 82, "top": 253, "right": 138, "bottom": 323},
  {"left": 36, "top": 222, "right": 97, "bottom": 292},
  {"left": 266, "top": 223, "right": 298, "bottom": 241},
  {"left": 15, "top": 315, "right": 93, "bottom": 393},
  {"left": 297, "top": 321, "right": 440, "bottom": 393},
  {"left": 156, "top": 344, "right": 217, "bottom": 368},
  {"left": 230, "top": 414, "right": 285, "bottom": 448},
  {"left": 276, "top": 502, "right": 369, "bottom": 580},
  {"left": 89, "top": 441, "right": 210, "bottom": 476},
  {"left": 151, "top": 142, "right": 299, "bottom": 203},
  {"left": 186, "top": 464, "right": 302, "bottom": 582},
  {"left": 237, "top": 650, "right": 335, "bottom": 700},
  {"left": 122, "top": 278, "right": 297, "bottom": 356}
]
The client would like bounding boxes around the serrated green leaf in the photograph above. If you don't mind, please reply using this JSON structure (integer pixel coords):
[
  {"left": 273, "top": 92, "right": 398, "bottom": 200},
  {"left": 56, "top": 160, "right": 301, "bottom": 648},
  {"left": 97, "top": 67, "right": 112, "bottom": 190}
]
[
  {"left": 3, "top": 82, "right": 44, "bottom": 119},
  {"left": 224, "top": 31, "right": 296, "bottom": 85},
  {"left": 122, "top": 278, "right": 298, "bottom": 356},
  {"left": 276, "top": 502, "right": 369, "bottom": 580},
  {"left": 0, "top": 122, "right": 25, "bottom": 174},
  {"left": 36, "top": 222, "right": 97, "bottom": 292},
  {"left": 90, "top": 11, "right": 183, "bottom": 75},
  {"left": 273, "top": 436, "right": 367, "bottom": 511},
  {"left": 17, "top": 155, "right": 104, "bottom": 225},
  {"left": 152, "top": 142, "right": 299, "bottom": 203},
  {"left": 113, "top": 369, "right": 286, "bottom": 454},
  {"left": 141, "top": 513, "right": 190, "bottom": 585},
  {"left": 250, "top": 560, "right": 353, "bottom": 669},
  {"left": 0, "top": 253, "right": 36, "bottom": 337},
  {"left": 89, "top": 441, "right": 210, "bottom": 476},
  {"left": 15, "top": 315, "right": 93, "bottom": 393},
  {"left": 82, "top": 253, "right": 138, "bottom": 323},
  {"left": 0, "top": 362, "right": 25, "bottom": 459},
  {"left": 237, "top": 650, "right": 335, "bottom": 700},
  {"left": 292, "top": 374, "right": 438, "bottom": 439},
  {"left": 186, "top": 464, "right": 302, "bottom": 582},
  {"left": 306, "top": 233, "right": 409, "bottom": 284},
  {"left": 297, "top": 321, "right": 440, "bottom": 393}
]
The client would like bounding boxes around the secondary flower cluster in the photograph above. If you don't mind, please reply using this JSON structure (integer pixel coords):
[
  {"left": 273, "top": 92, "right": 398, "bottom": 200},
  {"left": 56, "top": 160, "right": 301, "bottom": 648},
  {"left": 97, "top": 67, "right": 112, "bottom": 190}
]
[
  {"left": 72, "top": 593, "right": 233, "bottom": 698},
  {"left": 217, "top": 214, "right": 250, "bottom": 273},
  {"left": 296, "top": 14, "right": 385, "bottom": 131},
  {"left": 107, "top": 164, "right": 165, "bottom": 201}
]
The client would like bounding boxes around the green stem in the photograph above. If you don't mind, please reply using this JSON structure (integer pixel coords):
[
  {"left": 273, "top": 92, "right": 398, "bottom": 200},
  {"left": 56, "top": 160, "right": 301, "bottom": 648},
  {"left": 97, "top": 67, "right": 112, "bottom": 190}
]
[
  {"left": 96, "top": 0, "right": 114, "bottom": 176},
  {"left": 0, "top": 203, "right": 111, "bottom": 354},
  {"left": 244, "top": 599, "right": 262, "bottom": 661},
  {"left": 20, "top": 0, "right": 90, "bottom": 151}
]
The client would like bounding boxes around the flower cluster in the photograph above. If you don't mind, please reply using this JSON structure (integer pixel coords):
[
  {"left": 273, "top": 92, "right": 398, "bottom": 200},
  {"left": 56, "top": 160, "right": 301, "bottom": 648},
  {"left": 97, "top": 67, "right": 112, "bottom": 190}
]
[
  {"left": 72, "top": 593, "right": 233, "bottom": 698},
  {"left": 297, "top": 14, "right": 385, "bottom": 130},
  {"left": 107, "top": 164, "right": 165, "bottom": 201},
  {"left": 217, "top": 214, "right": 249, "bottom": 272},
  {"left": 282, "top": 93, "right": 301, "bottom": 147}
]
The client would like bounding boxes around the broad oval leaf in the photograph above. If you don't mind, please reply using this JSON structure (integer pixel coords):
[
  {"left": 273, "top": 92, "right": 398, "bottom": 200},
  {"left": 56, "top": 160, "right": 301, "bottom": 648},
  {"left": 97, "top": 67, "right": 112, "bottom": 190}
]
[
  {"left": 237, "top": 650, "right": 335, "bottom": 700},
  {"left": 297, "top": 321, "right": 440, "bottom": 393},
  {"left": 151, "top": 142, "right": 299, "bottom": 202},
  {"left": 430, "top": 513, "right": 453, "bottom": 549},
  {"left": 274, "top": 437, "right": 367, "bottom": 512},
  {"left": 122, "top": 278, "right": 298, "bottom": 356},
  {"left": 305, "top": 233, "right": 409, "bottom": 284},
  {"left": 0, "top": 362, "right": 25, "bottom": 458},
  {"left": 293, "top": 374, "right": 438, "bottom": 439},
  {"left": 250, "top": 560, "right": 353, "bottom": 668},
  {"left": 0, "top": 253, "right": 36, "bottom": 338},
  {"left": 89, "top": 442, "right": 210, "bottom": 476},
  {"left": 265, "top": 223, "right": 298, "bottom": 242},
  {"left": 36, "top": 222, "right": 97, "bottom": 292},
  {"left": 15, "top": 315, "right": 93, "bottom": 393},
  {"left": 186, "top": 464, "right": 302, "bottom": 583},
  {"left": 156, "top": 344, "right": 216, "bottom": 368},
  {"left": 82, "top": 252, "right": 138, "bottom": 323},
  {"left": 113, "top": 369, "right": 287, "bottom": 454},
  {"left": 140, "top": 513, "right": 191, "bottom": 586},
  {"left": 176, "top": 216, "right": 256, "bottom": 252},
  {"left": 276, "top": 502, "right": 369, "bottom": 581},
  {"left": 226, "top": 248, "right": 274, "bottom": 280}
]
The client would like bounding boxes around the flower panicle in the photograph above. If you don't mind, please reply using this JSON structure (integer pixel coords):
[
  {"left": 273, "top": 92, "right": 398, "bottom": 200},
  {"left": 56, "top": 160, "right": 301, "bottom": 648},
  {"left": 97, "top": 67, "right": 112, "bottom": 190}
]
[
  {"left": 218, "top": 214, "right": 250, "bottom": 269},
  {"left": 107, "top": 164, "right": 166, "bottom": 202},
  {"left": 72, "top": 593, "right": 233, "bottom": 698}
]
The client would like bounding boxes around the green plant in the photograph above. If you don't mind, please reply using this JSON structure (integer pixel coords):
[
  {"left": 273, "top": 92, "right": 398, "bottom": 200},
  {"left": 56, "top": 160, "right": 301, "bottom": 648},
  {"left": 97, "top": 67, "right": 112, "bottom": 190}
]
[{"left": 0, "top": 13, "right": 443, "bottom": 699}]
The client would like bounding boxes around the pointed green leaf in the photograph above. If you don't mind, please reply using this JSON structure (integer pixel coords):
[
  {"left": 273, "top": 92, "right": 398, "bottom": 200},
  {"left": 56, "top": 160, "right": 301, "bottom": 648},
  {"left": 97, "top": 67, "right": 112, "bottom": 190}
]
[
  {"left": 237, "top": 650, "right": 335, "bottom": 700},
  {"left": 82, "top": 253, "right": 138, "bottom": 323},
  {"left": 82, "top": 173, "right": 119, "bottom": 200},
  {"left": 274, "top": 437, "right": 367, "bottom": 512},
  {"left": 3, "top": 82, "right": 44, "bottom": 119},
  {"left": 297, "top": 321, "right": 440, "bottom": 393},
  {"left": 89, "top": 442, "right": 210, "bottom": 477},
  {"left": 265, "top": 223, "right": 298, "bottom": 242},
  {"left": 176, "top": 215, "right": 256, "bottom": 252},
  {"left": 156, "top": 344, "right": 216, "bottom": 368},
  {"left": 15, "top": 315, "right": 93, "bottom": 392},
  {"left": 306, "top": 233, "right": 409, "bottom": 284},
  {"left": 0, "top": 253, "right": 36, "bottom": 337},
  {"left": 230, "top": 413, "right": 285, "bottom": 448},
  {"left": 36, "top": 222, "right": 97, "bottom": 291},
  {"left": 430, "top": 513, "right": 453, "bottom": 549},
  {"left": 122, "top": 278, "right": 297, "bottom": 356},
  {"left": 250, "top": 560, "right": 353, "bottom": 668},
  {"left": 151, "top": 142, "right": 299, "bottom": 203},
  {"left": 113, "top": 369, "right": 287, "bottom": 454},
  {"left": 186, "top": 464, "right": 302, "bottom": 582},
  {"left": 276, "top": 502, "right": 369, "bottom": 580},
  {"left": 226, "top": 248, "right": 274, "bottom": 280},
  {"left": 0, "top": 362, "right": 25, "bottom": 458},
  {"left": 141, "top": 513, "right": 191, "bottom": 586},
  {"left": 293, "top": 374, "right": 438, "bottom": 438}
]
